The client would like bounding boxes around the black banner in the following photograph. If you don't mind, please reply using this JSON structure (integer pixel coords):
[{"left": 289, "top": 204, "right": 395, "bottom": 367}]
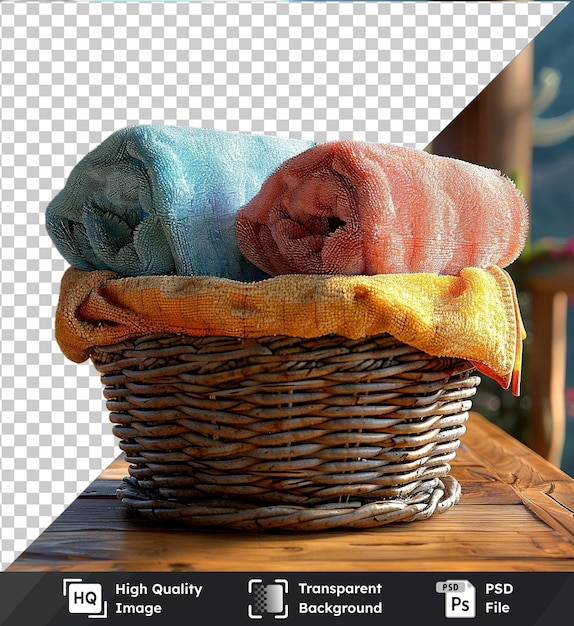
[{"left": 1, "top": 572, "right": 573, "bottom": 625}]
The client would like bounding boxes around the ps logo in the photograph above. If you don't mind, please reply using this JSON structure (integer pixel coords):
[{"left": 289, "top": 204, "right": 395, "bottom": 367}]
[{"left": 436, "top": 579, "right": 476, "bottom": 619}]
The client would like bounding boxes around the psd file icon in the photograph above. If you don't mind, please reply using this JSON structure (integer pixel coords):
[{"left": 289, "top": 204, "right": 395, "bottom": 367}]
[
  {"left": 248, "top": 579, "right": 289, "bottom": 619},
  {"left": 63, "top": 578, "right": 108, "bottom": 619},
  {"left": 436, "top": 579, "right": 476, "bottom": 618}
]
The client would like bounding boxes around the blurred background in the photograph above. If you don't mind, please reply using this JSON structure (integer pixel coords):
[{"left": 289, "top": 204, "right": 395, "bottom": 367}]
[{"left": 431, "top": 1, "right": 574, "bottom": 476}]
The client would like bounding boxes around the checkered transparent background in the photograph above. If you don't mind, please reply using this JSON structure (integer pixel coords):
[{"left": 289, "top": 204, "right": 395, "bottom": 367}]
[{"left": 0, "top": 1, "right": 565, "bottom": 571}]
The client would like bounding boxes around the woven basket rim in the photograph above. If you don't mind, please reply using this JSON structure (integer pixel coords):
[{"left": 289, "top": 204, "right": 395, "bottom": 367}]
[{"left": 57, "top": 265, "right": 520, "bottom": 395}]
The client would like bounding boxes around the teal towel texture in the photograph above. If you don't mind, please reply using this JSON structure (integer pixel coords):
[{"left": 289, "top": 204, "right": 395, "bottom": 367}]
[{"left": 45, "top": 125, "right": 315, "bottom": 280}]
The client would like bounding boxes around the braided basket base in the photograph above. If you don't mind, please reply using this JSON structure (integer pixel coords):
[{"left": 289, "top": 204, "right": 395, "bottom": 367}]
[
  {"left": 116, "top": 474, "right": 461, "bottom": 530},
  {"left": 91, "top": 332, "right": 480, "bottom": 531}
]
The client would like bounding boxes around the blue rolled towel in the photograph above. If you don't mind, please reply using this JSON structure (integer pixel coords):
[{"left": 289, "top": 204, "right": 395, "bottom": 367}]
[{"left": 45, "top": 125, "right": 315, "bottom": 280}]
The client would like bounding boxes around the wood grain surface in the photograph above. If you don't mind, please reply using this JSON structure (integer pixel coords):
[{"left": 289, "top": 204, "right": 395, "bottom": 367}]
[{"left": 8, "top": 413, "right": 574, "bottom": 572}]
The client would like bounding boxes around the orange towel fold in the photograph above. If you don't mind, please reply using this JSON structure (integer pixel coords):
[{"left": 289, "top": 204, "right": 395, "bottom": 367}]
[
  {"left": 55, "top": 265, "right": 525, "bottom": 395},
  {"left": 235, "top": 141, "right": 528, "bottom": 277}
]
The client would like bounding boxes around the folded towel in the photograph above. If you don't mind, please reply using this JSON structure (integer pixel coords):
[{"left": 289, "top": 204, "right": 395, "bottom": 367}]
[
  {"left": 55, "top": 265, "right": 525, "bottom": 395},
  {"left": 235, "top": 141, "right": 529, "bottom": 276},
  {"left": 45, "top": 125, "right": 315, "bottom": 280}
]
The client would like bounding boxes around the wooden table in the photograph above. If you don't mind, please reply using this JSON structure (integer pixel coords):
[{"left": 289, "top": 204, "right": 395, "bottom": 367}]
[{"left": 8, "top": 413, "right": 574, "bottom": 573}]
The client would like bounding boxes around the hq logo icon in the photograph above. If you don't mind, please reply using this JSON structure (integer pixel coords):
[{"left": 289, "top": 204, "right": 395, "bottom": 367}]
[{"left": 63, "top": 579, "right": 108, "bottom": 619}]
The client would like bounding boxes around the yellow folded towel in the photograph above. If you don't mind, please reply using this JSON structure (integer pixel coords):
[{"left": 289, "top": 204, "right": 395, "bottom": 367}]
[{"left": 55, "top": 265, "right": 525, "bottom": 395}]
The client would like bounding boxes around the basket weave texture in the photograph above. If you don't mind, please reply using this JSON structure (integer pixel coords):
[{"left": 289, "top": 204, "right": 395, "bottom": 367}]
[{"left": 91, "top": 331, "right": 480, "bottom": 531}]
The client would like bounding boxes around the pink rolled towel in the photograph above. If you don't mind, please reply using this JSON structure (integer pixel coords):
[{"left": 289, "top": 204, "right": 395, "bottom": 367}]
[{"left": 235, "top": 141, "right": 529, "bottom": 276}]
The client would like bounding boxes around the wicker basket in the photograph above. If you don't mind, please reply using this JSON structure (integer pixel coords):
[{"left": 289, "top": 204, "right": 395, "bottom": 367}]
[{"left": 90, "top": 332, "right": 480, "bottom": 531}]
